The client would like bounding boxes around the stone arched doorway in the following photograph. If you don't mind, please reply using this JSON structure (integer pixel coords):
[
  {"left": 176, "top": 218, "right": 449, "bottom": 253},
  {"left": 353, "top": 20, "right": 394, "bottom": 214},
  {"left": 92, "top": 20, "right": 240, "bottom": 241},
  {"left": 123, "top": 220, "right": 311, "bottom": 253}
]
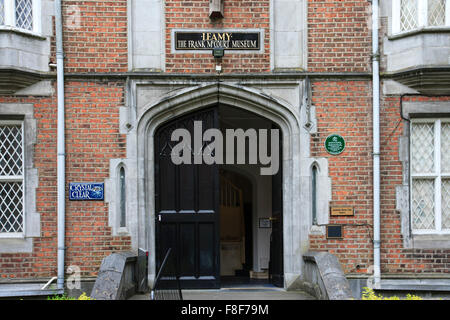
[{"left": 136, "top": 83, "right": 303, "bottom": 289}]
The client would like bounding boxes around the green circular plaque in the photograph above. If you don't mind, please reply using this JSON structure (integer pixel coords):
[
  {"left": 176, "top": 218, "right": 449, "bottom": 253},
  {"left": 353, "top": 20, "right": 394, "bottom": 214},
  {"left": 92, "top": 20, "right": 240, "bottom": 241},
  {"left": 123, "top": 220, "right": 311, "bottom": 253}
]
[{"left": 324, "top": 134, "right": 345, "bottom": 155}]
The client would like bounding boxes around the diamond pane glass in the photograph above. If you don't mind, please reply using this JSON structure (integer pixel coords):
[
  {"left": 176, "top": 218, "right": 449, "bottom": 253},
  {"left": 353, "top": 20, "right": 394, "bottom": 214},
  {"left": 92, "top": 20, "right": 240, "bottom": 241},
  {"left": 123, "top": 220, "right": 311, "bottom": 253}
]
[
  {"left": 0, "top": 182, "right": 23, "bottom": 233},
  {"left": 0, "top": 124, "right": 23, "bottom": 176},
  {"left": 441, "top": 123, "right": 450, "bottom": 173},
  {"left": 15, "top": 0, "right": 32, "bottom": 30},
  {"left": 442, "top": 180, "right": 450, "bottom": 229},
  {"left": 428, "top": 0, "right": 446, "bottom": 26},
  {"left": 412, "top": 179, "right": 435, "bottom": 230},
  {"left": 411, "top": 123, "right": 434, "bottom": 174},
  {"left": 401, "top": 0, "right": 418, "bottom": 31},
  {"left": 0, "top": 0, "right": 5, "bottom": 25}
]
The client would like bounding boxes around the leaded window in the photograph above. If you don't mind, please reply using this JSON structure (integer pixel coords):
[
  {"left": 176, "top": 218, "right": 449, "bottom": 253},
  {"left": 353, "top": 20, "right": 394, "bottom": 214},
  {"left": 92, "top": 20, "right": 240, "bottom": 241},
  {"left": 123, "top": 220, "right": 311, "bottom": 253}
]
[
  {"left": 394, "top": 0, "right": 450, "bottom": 33},
  {"left": 0, "top": 0, "right": 37, "bottom": 32},
  {"left": 428, "top": 0, "right": 447, "bottom": 26},
  {"left": 400, "top": 0, "right": 419, "bottom": 31},
  {"left": 311, "top": 164, "right": 318, "bottom": 225},
  {"left": 119, "top": 166, "right": 126, "bottom": 228},
  {"left": 411, "top": 119, "right": 450, "bottom": 234},
  {"left": 0, "top": 121, "right": 24, "bottom": 234},
  {"left": 15, "top": 0, "right": 32, "bottom": 30},
  {"left": 0, "top": 0, "right": 5, "bottom": 25}
]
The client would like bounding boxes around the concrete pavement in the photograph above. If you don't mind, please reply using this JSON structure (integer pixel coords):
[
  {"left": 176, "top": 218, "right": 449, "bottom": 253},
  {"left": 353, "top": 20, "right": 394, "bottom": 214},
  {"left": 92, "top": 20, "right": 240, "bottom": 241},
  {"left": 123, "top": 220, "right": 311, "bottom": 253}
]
[{"left": 129, "top": 286, "right": 316, "bottom": 300}]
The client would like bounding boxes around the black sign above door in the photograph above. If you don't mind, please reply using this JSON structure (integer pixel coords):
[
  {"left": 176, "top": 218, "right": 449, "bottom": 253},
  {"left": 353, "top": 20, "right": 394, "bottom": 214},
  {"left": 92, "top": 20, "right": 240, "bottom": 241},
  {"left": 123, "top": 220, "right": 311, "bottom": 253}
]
[{"left": 174, "top": 31, "right": 261, "bottom": 51}]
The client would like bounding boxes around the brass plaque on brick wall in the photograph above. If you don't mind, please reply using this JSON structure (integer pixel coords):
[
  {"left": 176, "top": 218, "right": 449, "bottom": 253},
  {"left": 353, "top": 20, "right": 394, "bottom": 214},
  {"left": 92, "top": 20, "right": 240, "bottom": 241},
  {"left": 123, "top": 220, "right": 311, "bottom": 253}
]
[{"left": 330, "top": 206, "right": 354, "bottom": 216}]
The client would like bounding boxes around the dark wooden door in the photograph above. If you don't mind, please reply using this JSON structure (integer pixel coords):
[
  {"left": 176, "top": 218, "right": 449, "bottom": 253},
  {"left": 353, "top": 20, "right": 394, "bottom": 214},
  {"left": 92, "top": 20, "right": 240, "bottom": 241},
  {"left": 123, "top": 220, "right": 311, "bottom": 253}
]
[
  {"left": 155, "top": 107, "right": 220, "bottom": 289},
  {"left": 269, "top": 125, "right": 283, "bottom": 287}
]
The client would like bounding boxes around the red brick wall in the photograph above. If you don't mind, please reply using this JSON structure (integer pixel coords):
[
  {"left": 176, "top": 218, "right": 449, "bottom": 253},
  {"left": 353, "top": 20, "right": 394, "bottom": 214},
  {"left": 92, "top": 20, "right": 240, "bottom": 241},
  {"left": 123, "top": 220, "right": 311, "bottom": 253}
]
[
  {"left": 165, "top": 0, "right": 270, "bottom": 73},
  {"left": 64, "top": 81, "right": 131, "bottom": 276},
  {"left": 61, "top": 1, "right": 128, "bottom": 73},
  {"left": 0, "top": 81, "right": 131, "bottom": 280},
  {"left": 379, "top": 94, "right": 404, "bottom": 274},
  {"left": 0, "top": 95, "right": 57, "bottom": 279},
  {"left": 3, "top": 0, "right": 450, "bottom": 284},
  {"left": 310, "top": 87, "right": 450, "bottom": 275},
  {"left": 379, "top": 94, "right": 450, "bottom": 275},
  {"left": 308, "top": 0, "right": 371, "bottom": 73},
  {"left": 309, "top": 80, "right": 373, "bottom": 274}
]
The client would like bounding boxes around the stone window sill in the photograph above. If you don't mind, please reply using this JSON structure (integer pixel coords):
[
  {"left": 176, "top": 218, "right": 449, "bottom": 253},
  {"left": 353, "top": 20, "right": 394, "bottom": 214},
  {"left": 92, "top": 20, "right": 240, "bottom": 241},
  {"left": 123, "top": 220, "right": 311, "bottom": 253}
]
[
  {"left": 0, "top": 26, "right": 46, "bottom": 40},
  {"left": 409, "top": 233, "right": 450, "bottom": 249},
  {"left": 388, "top": 27, "right": 450, "bottom": 41},
  {"left": 0, "top": 237, "right": 33, "bottom": 253},
  {"left": 0, "top": 233, "right": 25, "bottom": 239}
]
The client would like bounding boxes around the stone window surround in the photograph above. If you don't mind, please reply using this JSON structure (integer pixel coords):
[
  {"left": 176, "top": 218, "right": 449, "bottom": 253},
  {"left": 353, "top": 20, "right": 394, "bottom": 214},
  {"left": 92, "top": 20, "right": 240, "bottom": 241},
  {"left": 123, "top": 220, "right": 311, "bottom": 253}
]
[
  {"left": 397, "top": 100, "right": 450, "bottom": 249},
  {"left": 308, "top": 158, "right": 332, "bottom": 236},
  {"left": 0, "top": 103, "right": 39, "bottom": 253},
  {"left": 106, "top": 159, "right": 131, "bottom": 237}
]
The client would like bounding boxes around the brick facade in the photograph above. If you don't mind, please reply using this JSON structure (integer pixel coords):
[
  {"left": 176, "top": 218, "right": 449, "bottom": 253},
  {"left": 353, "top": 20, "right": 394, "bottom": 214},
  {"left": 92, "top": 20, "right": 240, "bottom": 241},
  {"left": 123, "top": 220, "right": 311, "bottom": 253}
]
[
  {"left": 61, "top": 0, "right": 128, "bottom": 73},
  {"left": 0, "top": 95, "right": 57, "bottom": 280},
  {"left": 378, "top": 95, "right": 450, "bottom": 275},
  {"left": 308, "top": 0, "right": 371, "bottom": 73},
  {"left": 165, "top": 0, "right": 271, "bottom": 73},
  {"left": 0, "top": 0, "right": 449, "bottom": 291},
  {"left": 309, "top": 80, "right": 373, "bottom": 274},
  {"left": 63, "top": 81, "right": 131, "bottom": 276},
  {"left": 0, "top": 81, "right": 131, "bottom": 280}
]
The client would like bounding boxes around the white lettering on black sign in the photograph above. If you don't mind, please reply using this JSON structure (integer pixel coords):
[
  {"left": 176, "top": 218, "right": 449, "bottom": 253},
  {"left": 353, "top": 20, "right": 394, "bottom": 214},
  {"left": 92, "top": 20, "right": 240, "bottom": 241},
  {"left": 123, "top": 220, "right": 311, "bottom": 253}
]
[{"left": 175, "top": 32, "right": 260, "bottom": 50}]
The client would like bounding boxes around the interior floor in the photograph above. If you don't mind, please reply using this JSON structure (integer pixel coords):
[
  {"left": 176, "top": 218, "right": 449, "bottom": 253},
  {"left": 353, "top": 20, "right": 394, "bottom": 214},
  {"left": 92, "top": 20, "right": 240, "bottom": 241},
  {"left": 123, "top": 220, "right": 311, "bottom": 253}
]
[
  {"left": 218, "top": 105, "right": 276, "bottom": 287},
  {"left": 220, "top": 276, "right": 271, "bottom": 288}
]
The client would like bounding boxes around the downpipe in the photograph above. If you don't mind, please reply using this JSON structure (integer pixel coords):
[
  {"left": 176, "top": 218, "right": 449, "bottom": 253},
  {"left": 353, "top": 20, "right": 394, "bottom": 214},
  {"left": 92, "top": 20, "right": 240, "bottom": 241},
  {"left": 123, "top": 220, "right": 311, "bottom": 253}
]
[
  {"left": 371, "top": 0, "right": 381, "bottom": 288},
  {"left": 55, "top": 0, "right": 66, "bottom": 291}
]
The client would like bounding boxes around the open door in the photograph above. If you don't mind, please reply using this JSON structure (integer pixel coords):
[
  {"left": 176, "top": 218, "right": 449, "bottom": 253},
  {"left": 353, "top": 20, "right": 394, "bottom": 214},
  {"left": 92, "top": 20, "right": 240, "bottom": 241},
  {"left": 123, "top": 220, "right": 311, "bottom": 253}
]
[
  {"left": 219, "top": 176, "right": 245, "bottom": 277},
  {"left": 269, "top": 125, "right": 283, "bottom": 287},
  {"left": 154, "top": 107, "right": 220, "bottom": 289}
]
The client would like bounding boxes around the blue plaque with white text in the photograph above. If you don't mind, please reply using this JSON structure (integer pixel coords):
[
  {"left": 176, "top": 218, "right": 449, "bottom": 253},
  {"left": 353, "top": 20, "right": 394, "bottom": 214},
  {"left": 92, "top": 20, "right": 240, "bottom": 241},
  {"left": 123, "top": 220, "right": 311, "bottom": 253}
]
[{"left": 69, "top": 183, "right": 104, "bottom": 201}]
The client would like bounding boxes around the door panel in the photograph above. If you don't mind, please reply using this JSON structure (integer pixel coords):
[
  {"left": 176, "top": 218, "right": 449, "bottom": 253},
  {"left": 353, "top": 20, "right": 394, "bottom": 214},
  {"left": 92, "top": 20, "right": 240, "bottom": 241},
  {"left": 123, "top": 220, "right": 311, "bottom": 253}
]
[
  {"left": 180, "top": 223, "right": 196, "bottom": 276},
  {"left": 198, "top": 223, "right": 215, "bottom": 275},
  {"left": 159, "top": 223, "right": 177, "bottom": 276},
  {"left": 198, "top": 164, "right": 215, "bottom": 211},
  {"left": 270, "top": 125, "right": 284, "bottom": 287},
  {"left": 155, "top": 107, "right": 220, "bottom": 289}
]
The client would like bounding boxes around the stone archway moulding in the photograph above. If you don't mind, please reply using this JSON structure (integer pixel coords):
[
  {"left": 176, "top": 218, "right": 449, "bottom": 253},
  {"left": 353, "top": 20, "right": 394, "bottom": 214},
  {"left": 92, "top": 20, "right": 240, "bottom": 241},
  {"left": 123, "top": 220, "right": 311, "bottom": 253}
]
[{"left": 135, "top": 83, "right": 306, "bottom": 289}]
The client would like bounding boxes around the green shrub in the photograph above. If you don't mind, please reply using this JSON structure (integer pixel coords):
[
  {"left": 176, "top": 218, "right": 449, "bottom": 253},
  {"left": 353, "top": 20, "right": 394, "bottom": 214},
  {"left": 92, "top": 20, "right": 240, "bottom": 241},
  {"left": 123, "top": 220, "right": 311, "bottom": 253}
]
[
  {"left": 361, "top": 287, "right": 422, "bottom": 300},
  {"left": 47, "top": 292, "right": 94, "bottom": 300}
]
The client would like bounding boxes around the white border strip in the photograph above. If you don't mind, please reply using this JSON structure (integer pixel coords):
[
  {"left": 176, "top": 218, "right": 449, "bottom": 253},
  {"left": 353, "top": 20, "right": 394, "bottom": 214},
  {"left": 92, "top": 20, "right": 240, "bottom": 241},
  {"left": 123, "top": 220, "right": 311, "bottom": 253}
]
[{"left": 170, "top": 28, "right": 265, "bottom": 55}]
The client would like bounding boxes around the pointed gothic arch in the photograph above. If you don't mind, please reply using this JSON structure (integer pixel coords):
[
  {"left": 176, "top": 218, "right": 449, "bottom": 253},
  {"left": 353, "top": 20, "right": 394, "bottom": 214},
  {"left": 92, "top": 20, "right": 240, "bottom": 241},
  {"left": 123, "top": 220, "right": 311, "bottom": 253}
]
[{"left": 135, "top": 83, "right": 306, "bottom": 289}]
